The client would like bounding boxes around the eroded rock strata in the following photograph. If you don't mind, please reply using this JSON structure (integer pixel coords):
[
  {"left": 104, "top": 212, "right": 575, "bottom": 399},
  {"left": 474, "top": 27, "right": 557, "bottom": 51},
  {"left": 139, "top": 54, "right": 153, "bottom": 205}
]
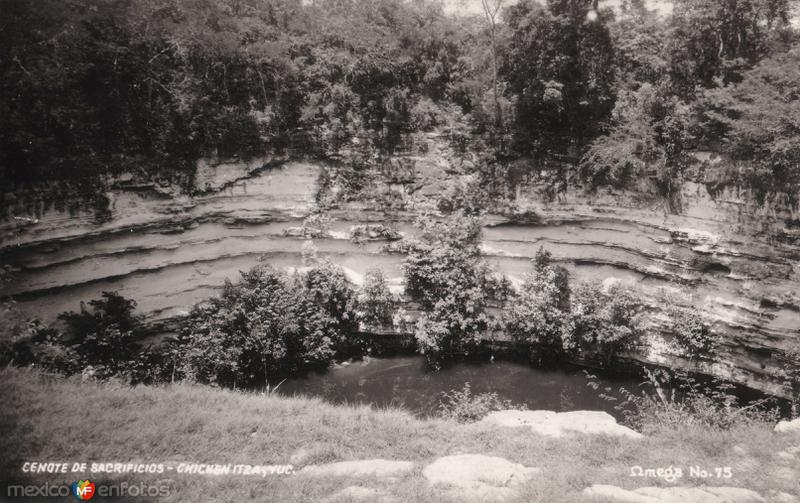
[{"left": 1, "top": 152, "right": 798, "bottom": 398}]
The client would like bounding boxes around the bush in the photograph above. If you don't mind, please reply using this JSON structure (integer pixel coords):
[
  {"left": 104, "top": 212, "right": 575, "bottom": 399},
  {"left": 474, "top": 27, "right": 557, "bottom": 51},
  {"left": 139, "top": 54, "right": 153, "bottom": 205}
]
[
  {"left": 579, "top": 84, "right": 692, "bottom": 213},
  {"left": 296, "top": 261, "right": 360, "bottom": 355},
  {"left": 57, "top": 292, "right": 144, "bottom": 378},
  {"left": 349, "top": 224, "right": 401, "bottom": 244},
  {"left": 0, "top": 301, "right": 63, "bottom": 369},
  {"left": 436, "top": 175, "right": 490, "bottom": 216},
  {"left": 438, "top": 383, "right": 515, "bottom": 423},
  {"left": 358, "top": 269, "right": 395, "bottom": 328},
  {"left": 285, "top": 213, "right": 334, "bottom": 239},
  {"left": 614, "top": 369, "right": 780, "bottom": 433},
  {"left": 564, "top": 281, "right": 644, "bottom": 362},
  {"left": 2, "top": 290, "right": 167, "bottom": 382},
  {"left": 409, "top": 97, "right": 444, "bottom": 132},
  {"left": 178, "top": 262, "right": 357, "bottom": 388},
  {"left": 0, "top": 300, "right": 35, "bottom": 365},
  {"left": 669, "top": 307, "right": 719, "bottom": 358},
  {"left": 504, "top": 248, "right": 571, "bottom": 361},
  {"left": 403, "top": 215, "right": 510, "bottom": 360}
]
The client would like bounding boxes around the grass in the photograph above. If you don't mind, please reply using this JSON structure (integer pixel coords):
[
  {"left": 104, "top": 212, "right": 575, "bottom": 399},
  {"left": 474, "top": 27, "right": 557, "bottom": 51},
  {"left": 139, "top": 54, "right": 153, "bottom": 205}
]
[{"left": 0, "top": 367, "right": 796, "bottom": 502}]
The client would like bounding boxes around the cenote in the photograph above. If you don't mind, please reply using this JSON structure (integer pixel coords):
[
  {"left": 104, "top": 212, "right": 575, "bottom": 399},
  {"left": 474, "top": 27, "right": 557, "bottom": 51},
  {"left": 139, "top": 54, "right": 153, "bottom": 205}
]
[
  {"left": 279, "top": 355, "right": 650, "bottom": 421},
  {"left": 279, "top": 355, "right": 790, "bottom": 422}
]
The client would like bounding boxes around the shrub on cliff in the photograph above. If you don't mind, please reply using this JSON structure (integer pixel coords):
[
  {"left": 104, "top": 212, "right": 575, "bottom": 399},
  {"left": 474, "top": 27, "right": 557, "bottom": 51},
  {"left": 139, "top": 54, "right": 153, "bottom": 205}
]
[
  {"left": 284, "top": 213, "right": 334, "bottom": 239},
  {"left": 563, "top": 281, "right": 645, "bottom": 362},
  {"left": 669, "top": 307, "right": 719, "bottom": 358},
  {"left": 178, "top": 262, "right": 357, "bottom": 388},
  {"left": 579, "top": 84, "right": 692, "bottom": 213},
  {"left": 504, "top": 248, "right": 571, "bottom": 362},
  {"left": 403, "top": 215, "right": 510, "bottom": 361},
  {"left": 349, "top": 224, "right": 401, "bottom": 244}
]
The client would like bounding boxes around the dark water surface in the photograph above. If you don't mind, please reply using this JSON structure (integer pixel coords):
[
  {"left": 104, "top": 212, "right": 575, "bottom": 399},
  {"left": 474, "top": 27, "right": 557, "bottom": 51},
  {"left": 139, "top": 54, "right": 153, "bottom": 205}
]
[{"left": 280, "top": 355, "right": 646, "bottom": 420}]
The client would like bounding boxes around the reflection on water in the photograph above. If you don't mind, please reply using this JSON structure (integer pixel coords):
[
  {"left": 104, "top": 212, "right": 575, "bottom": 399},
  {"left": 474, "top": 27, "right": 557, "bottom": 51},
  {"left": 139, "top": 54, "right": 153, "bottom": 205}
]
[{"left": 279, "top": 355, "right": 646, "bottom": 420}]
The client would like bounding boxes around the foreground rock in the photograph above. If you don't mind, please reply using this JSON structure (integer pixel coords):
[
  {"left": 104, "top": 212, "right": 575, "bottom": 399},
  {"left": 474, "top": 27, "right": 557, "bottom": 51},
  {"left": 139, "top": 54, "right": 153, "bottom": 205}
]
[
  {"left": 583, "top": 484, "right": 765, "bottom": 503},
  {"left": 323, "top": 486, "right": 395, "bottom": 503},
  {"left": 423, "top": 454, "right": 540, "bottom": 501},
  {"left": 480, "top": 410, "right": 643, "bottom": 439},
  {"left": 300, "top": 459, "right": 414, "bottom": 478},
  {"left": 775, "top": 444, "right": 800, "bottom": 461},
  {"left": 775, "top": 418, "right": 800, "bottom": 434}
]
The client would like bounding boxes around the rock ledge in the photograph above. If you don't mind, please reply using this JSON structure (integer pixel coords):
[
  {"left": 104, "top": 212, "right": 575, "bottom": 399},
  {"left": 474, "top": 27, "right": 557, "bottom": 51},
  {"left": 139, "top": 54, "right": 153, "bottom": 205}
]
[{"left": 480, "top": 410, "right": 642, "bottom": 439}]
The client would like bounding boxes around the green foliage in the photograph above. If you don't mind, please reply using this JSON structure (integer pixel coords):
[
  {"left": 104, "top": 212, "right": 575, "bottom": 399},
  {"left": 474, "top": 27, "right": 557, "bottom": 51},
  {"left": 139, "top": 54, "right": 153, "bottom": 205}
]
[
  {"left": 438, "top": 382, "right": 515, "bottom": 423},
  {"left": 1, "top": 288, "right": 154, "bottom": 379},
  {"left": 1, "top": 0, "right": 797, "bottom": 210},
  {"left": 436, "top": 175, "right": 490, "bottom": 216},
  {"left": 580, "top": 83, "right": 693, "bottom": 211},
  {"left": 564, "top": 281, "right": 644, "bottom": 360},
  {"left": 296, "top": 261, "right": 360, "bottom": 353},
  {"left": 0, "top": 300, "right": 58, "bottom": 368},
  {"left": 301, "top": 213, "right": 333, "bottom": 238},
  {"left": 403, "top": 215, "right": 510, "bottom": 359},
  {"left": 178, "top": 262, "right": 357, "bottom": 387},
  {"left": 349, "top": 224, "right": 401, "bottom": 244},
  {"left": 609, "top": 1, "right": 669, "bottom": 87},
  {"left": 409, "top": 98, "right": 451, "bottom": 132},
  {"left": 436, "top": 160, "right": 519, "bottom": 217},
  {"left": 57, "top": 292, "right": 144, "bottom": 377},
  {"left": 698, "top": 47, "right": 800, "bottom": 203},
  {"left": 0, "top": 0, "right": 480, "bottom": 185},
  {"left": 358, "top": 269, "right": 396, "bottom": 328},
  {"left": 665, "top": 0, "right": 792, "bottom": 97},
  {"left": 503, "top": 0, "right": 617, "bottom": 155},
  {"left": 669, "top": 306, "right": 719, "bottom": 358},
  {"left": 504, "top": 247, "right": 571, "bottom": 360},
  {"left": 614, "top": 369, "right": 780, "bottom": 433}
]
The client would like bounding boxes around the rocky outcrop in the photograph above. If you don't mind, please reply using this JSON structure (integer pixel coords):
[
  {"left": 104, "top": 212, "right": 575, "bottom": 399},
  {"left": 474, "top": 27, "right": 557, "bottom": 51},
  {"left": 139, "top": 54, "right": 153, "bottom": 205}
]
[
  {"left": 300, "top": 459, "right": 414, "bottom": 478},
  {"left": 422, "top": 454, "right": 540, "bottom": 501},
  {"left": 775, "top": 418, "right": 800, "bottom": 434},
  {"left": 479, "top": 410, "right": 643, "bottom": 439},
  {"left": 323, "top": 486, "right": 394, "bottom": 503}
]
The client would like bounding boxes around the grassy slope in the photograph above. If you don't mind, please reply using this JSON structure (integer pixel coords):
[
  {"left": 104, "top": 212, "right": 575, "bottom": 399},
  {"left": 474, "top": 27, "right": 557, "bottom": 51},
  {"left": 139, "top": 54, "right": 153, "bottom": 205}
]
[{"left": 0, "top": 368, "right": 795, "bottom": 503}]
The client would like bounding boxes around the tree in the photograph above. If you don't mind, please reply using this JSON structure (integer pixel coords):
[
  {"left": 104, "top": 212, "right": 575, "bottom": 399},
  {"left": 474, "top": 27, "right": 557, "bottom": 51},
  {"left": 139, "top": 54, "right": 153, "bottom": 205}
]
[
  {"left": 504, "top": 247, "right": 571, "bottom": 361},
  {"left": 502, "top": 0, "right": 616, "bottom": 156},
  {"left": 403, "top": 215, "right": 510, "bottom": 360},
  {"left": 58, "top": 291, "right": 143, "bottom": 377},
  {"left": 580, "top": 83, "right": 693, "bottom": 213},
  {"left": 697, "top": 45, "right": 800, "bottom": 203},
  {"left": 481, "top": 0, "right": 506, "bottom": 126},
  {"left": 564, "top": 281, "right": 644, "bottom": 362},
  {"left": 609, "top": 0, "right": 670, "bottom": 87},
  {"left": 666, "top": 0, "right": 792, "bottom": 96},
  {"left": 358, "top": 268, "right": 395, "bottom": 328},
  {"left": 293, "top": 260, "right": 359, "bottom": 361},
  {"left": 178, "top": 262, "right": 357, "bottom": 387}
]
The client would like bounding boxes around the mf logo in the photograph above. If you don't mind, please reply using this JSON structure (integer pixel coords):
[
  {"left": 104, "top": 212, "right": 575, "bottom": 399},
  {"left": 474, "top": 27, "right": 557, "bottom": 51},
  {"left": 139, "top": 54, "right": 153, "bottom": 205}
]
[{"left": 71, "top": 480, "right": 96, "bottom": 500}]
